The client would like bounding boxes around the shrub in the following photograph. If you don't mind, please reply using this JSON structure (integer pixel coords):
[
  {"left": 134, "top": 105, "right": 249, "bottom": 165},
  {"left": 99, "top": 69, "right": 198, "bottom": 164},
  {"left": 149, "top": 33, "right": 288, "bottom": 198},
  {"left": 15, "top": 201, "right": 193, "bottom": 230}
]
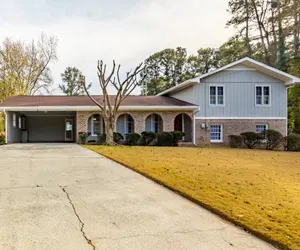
[
  {"left": 169, "top": 131, "right": 185, "bottom": 145},
  {"left": 228, "top": 135, "right": 243, "bottom": 148},
  {"left": 78, "top": 132, "right": 89, "bottom": 144},
  {"left": 97, "top": 134, "right": 106, "bottom": 144},
  {"left": 156, "top": 132, "right": 174, "bottom": 146},
  {"left": 240, "top": 132, "right": 263, "bottom": 149},
  {"left": 126, "top": 133, "right": 141, "bottom": 146},
  {"left": 264, "top": 129, "right": 283, "bottom": 150},
  {"left": 96, "top": 133, "right": 124, "bottom": 144},
  {"left": 113, "top": 132, "right": 124, "bottom": 143},
  {"left": 0, "top": 133, "right": 5, "bottom": 145},
  {"left": 139, "top": 131, "right": 157, "bottom": 146},
  {"left": 283, "top": 133, "right": 300, "bottom": 151}
]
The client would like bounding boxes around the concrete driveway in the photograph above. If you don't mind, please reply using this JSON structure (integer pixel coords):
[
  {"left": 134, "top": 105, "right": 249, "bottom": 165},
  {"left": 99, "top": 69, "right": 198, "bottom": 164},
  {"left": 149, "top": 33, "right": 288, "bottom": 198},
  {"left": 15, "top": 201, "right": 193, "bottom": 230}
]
[{"left": 0, "top": 144, "right": 274, "bottom": 250}]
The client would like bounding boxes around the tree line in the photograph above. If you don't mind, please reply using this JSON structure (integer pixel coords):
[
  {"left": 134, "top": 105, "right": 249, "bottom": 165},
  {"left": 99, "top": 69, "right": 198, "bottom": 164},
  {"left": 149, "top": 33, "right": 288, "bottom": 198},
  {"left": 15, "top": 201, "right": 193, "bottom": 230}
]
[{"left": 140, "top": 0, "right": 300, "bottom": 133}]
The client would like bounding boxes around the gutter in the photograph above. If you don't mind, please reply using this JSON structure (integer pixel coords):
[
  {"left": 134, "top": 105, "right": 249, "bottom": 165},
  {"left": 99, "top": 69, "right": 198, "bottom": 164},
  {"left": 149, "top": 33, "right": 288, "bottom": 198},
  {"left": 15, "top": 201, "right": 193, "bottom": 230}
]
[{"left": 0, "top": 105, "right": 199, "bottom": 112}]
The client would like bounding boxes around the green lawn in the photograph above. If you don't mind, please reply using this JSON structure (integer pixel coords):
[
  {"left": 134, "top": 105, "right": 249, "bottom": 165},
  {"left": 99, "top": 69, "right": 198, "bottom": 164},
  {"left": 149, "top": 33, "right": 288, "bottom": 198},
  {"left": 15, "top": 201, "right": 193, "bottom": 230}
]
[{"left": 84, "top": 145, "right": 300, "bottom": 250}]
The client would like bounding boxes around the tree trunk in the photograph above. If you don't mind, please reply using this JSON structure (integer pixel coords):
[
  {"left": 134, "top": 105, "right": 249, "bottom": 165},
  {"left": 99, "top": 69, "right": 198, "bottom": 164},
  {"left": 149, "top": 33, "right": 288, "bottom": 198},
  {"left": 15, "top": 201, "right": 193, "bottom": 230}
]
[
  {"left": 245, "top": 0, "right": 252, "bottom": 57},
  {"left": 104, "top": 118, "right": 115, "bottom": 146},
  {"left": 251, "top": 0, "right": 270, "bottom": 64},
  {"left": 293, "top": 0, "right": 300, "bottom": 55}
]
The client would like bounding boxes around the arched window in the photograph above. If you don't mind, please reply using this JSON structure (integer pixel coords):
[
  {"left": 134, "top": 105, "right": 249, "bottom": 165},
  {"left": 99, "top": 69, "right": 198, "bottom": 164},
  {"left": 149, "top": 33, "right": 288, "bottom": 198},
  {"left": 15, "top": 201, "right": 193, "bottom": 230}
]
[
  {"left": 116, "top": 114, "right": 135, "bottom": 136},
  {"left": 145, "top": 114, "right": 163, "bottom": 133},
  {"left": 88, "top": 114, "right": 104, "bottom": 136}
]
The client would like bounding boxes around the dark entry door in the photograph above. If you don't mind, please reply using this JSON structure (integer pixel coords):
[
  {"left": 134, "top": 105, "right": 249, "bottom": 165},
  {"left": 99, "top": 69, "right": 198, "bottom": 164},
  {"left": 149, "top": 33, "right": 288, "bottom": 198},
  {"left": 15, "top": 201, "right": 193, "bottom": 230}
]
[{"left": 174, "top": 114, "right": 183, "bottom": 132}]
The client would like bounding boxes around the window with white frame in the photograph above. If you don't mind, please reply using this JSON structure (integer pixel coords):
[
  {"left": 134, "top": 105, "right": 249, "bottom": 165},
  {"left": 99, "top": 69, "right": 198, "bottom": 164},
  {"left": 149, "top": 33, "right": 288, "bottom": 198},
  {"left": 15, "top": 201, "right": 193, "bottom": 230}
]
[
  {"left": 12, "top": 113, "right": 16, "bottom": 127},
  {"left": 256, "top": 124, "right": 268, "bottom": 140},
  {"left": 18, "top": 117, "right": 22, "bottom": 129},
  {"left": 89, "top": 114, "right": 103, "bottom": 136},
  {"left": 256, "top": 86, "right": 270, "bottom": 106},
  {"left": 146, "top": 114, "right": 162, "bottom": 133},
  {"left": 256, "top": 124, "right": 268, "bottom": 133},
  {"left": 210, "top": 125, "right": 223, "bottom": 142},
  {"left": 126, "top": 115, "right": 134, "bottom": 134},
  {"left": 210, "top": 85, "right": 224, "bottom": 106}
]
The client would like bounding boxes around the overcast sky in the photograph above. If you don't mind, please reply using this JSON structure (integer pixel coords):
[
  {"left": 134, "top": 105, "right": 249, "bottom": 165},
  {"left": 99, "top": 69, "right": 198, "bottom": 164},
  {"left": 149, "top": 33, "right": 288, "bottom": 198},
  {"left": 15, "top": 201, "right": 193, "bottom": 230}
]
[{"left": 0, "top": 0, "right": 234, "bottom": 95}]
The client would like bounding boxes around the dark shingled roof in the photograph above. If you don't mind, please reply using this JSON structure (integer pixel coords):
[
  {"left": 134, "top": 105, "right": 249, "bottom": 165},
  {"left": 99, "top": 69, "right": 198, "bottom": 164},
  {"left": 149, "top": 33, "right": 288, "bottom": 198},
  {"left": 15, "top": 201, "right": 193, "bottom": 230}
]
[{"left": 0, "top": 95, "right": 197, "bottom": 107}]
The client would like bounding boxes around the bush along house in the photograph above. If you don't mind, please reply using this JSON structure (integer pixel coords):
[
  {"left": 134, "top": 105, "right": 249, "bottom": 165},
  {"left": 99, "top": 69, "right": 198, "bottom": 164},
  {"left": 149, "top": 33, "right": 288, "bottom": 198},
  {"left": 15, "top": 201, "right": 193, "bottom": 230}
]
[{"left": 0, "top": 57, "right": 299, "bottom": 146}]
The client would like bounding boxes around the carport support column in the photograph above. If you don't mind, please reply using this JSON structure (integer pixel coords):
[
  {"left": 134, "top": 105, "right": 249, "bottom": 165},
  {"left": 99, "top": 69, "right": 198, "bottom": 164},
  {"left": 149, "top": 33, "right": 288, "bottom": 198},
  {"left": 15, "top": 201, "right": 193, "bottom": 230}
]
[
  {"left": 4, "top": 110, "right": 8, "bottom": 144},
  {"left": 76, "top": 111, "right": 89, "bottom": 142}
]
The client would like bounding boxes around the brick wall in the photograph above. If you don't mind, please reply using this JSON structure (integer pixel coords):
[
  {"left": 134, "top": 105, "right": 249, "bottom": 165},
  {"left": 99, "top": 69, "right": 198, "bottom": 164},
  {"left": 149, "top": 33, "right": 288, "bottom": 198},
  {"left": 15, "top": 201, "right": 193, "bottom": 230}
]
[
  {"left": 195, "top": 119, "right": 287, "bottom": 146},
  {"left": 76, "top": 111, "right": 193, "bottom": 142}
]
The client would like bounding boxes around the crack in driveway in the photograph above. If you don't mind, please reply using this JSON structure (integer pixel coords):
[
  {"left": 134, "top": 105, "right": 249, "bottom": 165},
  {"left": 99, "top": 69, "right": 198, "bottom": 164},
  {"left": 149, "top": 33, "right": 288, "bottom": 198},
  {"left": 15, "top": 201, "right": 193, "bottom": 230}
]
[{"left": 60, "top": 186, "right": 96, "bottom": 250}]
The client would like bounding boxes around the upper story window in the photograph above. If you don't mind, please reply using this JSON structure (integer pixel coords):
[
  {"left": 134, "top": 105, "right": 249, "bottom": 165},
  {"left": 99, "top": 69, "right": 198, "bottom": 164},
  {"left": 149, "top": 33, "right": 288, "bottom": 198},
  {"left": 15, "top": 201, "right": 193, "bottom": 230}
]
[
  {"left": 256, "top": 86, "right": 270, "bottom": 106},
  {"left": 210, "top": 85, "right": 224, "bottom": 106}
]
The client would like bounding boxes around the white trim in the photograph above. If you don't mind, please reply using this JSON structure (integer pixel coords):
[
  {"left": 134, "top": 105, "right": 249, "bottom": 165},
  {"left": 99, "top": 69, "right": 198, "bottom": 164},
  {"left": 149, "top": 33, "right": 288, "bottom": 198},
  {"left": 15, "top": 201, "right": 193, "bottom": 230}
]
[
  {"left": 157, "top": 57, "right": 300, "bottom": 96},
  {"left": 210, "top": 124, "right": 223, "bottom": 143},
  {"left": 209, "top": 84, "right": 225, "bottom": 107},
  {"left": 195, "top": 117, "right": 287, "bottom": 120},
  {"left": 0, "top": 105, "right": 198, "bottom": 112},
  {"left": 4, "top": 109, "right": 7, "bottom": 144},
  {"left": 193, "top": 115, "right": 196, "bottom": 145},
  {"left": 255, "top": 85, "right": 271, "bottom": 107}
]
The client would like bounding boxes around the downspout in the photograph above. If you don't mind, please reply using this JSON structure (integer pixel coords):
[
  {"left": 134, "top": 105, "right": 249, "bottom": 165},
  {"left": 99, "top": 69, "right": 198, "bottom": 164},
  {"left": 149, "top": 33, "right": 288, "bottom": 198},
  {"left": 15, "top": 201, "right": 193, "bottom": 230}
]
[
  {"left": 193, "top": 107, "right": 200, "bottom": 146},
  {"left": 3, "top": 109, "right": 7, "bottom": 144}
]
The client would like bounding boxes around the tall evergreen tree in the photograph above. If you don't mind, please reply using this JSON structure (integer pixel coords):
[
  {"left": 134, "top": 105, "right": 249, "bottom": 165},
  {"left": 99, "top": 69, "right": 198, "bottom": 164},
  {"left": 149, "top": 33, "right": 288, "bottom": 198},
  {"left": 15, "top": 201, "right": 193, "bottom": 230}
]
[{"left": 59, "top": 67, "right": 91, "bottom": 96}]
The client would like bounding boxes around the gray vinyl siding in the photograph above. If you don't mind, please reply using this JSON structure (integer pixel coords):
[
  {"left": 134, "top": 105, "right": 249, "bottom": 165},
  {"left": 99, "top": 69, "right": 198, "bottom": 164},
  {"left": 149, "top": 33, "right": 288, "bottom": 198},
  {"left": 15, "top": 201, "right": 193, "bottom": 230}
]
[
  {"left": 6, "top": 111, "right": 22, "bottom": 143},
  {"left": 170, "top": 70, "right": 287, "bottom": 118}
]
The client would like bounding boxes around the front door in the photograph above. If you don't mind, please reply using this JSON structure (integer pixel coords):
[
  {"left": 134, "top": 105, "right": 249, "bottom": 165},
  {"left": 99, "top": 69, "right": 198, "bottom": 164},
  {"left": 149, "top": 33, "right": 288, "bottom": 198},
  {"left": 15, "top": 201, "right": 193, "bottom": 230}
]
[
  {"left": 65, "top": 119, "right": 73, "bottom": 141},
  {"left": 174, "top": 114, "right": 183, "bottom": 132}
]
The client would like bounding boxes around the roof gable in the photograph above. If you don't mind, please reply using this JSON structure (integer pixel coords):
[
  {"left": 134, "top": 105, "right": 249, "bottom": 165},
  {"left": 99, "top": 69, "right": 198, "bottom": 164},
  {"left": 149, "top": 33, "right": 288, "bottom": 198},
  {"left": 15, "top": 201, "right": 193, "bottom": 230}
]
[{"left": 157, "top": 57, "right": 300, "bottom": 96}]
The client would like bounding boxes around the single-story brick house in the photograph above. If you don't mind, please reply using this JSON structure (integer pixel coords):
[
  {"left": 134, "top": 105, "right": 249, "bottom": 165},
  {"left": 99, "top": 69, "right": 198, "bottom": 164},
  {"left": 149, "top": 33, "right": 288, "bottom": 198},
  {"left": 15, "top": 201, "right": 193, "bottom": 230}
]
[
  {"left": 0, "top": 95, "right": 197, "bottom": 144},
  {"left": 1, "top": 57, "right": 300, "bottom": 145}
]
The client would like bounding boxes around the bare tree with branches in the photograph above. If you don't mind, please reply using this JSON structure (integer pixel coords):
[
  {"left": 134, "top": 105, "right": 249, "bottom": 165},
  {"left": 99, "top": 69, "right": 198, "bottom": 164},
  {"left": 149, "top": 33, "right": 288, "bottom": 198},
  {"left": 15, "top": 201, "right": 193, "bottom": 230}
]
[{"left": 83, "top": 60, "right": 146, "bottom": 145}]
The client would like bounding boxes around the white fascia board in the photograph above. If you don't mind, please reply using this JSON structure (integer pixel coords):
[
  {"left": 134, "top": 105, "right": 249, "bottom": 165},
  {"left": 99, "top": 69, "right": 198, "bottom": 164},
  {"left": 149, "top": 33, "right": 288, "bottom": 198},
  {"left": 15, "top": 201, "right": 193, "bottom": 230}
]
[
  {"left": 156, "top": 79, "right": 197, "bottom": 96},
  {"left": 195, "top": 116, "right": 287, "bottom": 120},
  {"left": 0, "top": 105, "right": 198, "bottom": 112}
]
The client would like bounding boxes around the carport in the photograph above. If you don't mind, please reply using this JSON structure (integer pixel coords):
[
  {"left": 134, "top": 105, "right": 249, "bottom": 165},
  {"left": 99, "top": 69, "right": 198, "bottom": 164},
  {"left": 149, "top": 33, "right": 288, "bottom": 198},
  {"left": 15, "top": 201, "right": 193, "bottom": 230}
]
[{"left": 5, "top": 111, "right": 76, "bottom": 143}]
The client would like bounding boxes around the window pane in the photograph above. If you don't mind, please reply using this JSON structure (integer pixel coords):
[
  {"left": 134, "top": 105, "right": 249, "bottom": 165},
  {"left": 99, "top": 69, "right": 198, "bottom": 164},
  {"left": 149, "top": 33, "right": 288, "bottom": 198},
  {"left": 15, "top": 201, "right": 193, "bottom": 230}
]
[
  {"left": 217, "top": 86, "right": 223, "bottom": 96},
  {"left": 210, "top": 86, "right": 216, "bottom": 95},
  {"left": 256, "top": 125, "right": 266, "bottom": 133},
  {"left": 210, "top": 125, "right": 221, "bottom": 141},
  {"left": 256, "top": 96, "right": 262, "bottom": 105},
  {"left": 264, "top": 86, "right": 269, "bottom": 96},
  {"left": 127, "top": 115, "right": 134, "bottom": 133},
  {"left": 93, "top": 115, "right": 101, "bottom": 135},
  {"left": 218, "top": 96, "right": 224, "bottom": 105},
  {"left": 256, "top": 86, "right": 262, "bottom": 95},
  {"left": 264, "top": 96, "right": 270, "bottom": 105},
  {"left": 210, "top": 96, "right": 216, "bottom": 105}
]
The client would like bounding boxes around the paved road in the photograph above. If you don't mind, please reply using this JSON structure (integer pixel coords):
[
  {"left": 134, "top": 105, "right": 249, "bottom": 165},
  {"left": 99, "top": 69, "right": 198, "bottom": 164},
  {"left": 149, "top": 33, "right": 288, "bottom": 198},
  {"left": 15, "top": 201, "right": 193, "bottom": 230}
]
[{"left": 0, "top": 144, "right": 274, "bottom": 250}]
